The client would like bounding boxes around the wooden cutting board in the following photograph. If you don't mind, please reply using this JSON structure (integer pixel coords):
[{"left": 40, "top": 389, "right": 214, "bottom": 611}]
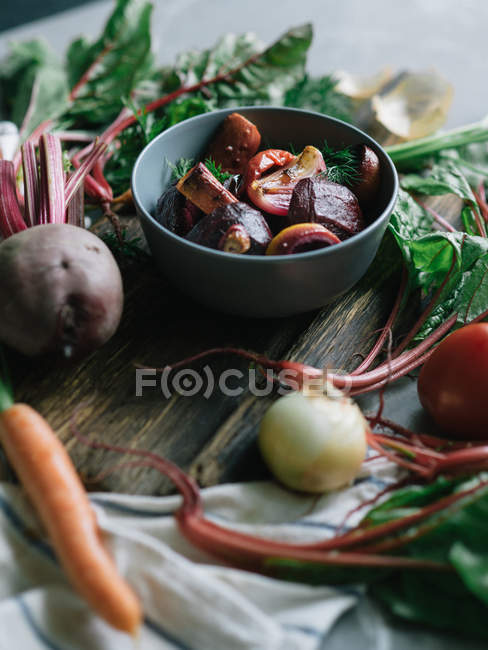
[{"left": 6, "top": 195, "right": 461, "bottom": 495}]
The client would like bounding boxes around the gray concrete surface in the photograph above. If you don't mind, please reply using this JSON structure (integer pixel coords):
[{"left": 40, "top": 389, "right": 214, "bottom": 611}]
[{"left": 1, "top": 0, "right": 486, "bottom": 127}]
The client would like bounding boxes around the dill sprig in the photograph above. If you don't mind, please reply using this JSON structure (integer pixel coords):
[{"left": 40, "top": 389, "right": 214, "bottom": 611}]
[
  {"left": 204, "top": 157, "right": 232, "bottom": 184},
  {"left": 321, "top": 141, "right": 359, "bottom": 187},
  {"left": 101, "top": 229, "right": 149, "bottom": 265},
  {"left": 168, "top": 157, "right": 195, "bottom": 181}
]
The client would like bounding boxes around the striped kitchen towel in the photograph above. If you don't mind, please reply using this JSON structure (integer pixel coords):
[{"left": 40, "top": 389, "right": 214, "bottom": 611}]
[{"left": 0, "top": 457, "right": 399, "bottom": 650}]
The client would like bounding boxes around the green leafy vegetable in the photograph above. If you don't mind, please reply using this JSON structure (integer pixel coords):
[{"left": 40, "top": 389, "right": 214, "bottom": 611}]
[
  {"left": 388, "top": 156, "right": 488, "bottom": 339},
  {"left": 437, "top": 144, "right": 488, "bottom": 188},
  {"left": 162, "top": 96, "right": 214, "bottom": 127},
  {"left": 370, "top": 474, "right": 488, "bottom": 639},
  {"left": 0, "top": 39, "right": 68, "bottom": 134},
  {"left": 102, "top": 124, "right": 145, "bottom": 197},
  {"left": 159, "top": 24, "right": 313, "bottom": 108},
  {"left": 268, "top": 475, "right": 488, "bottom": 640},
  {"left": 64, "top": 0, "right": 154, "bottom": 127},
  {"left": 389, "top": 188, "right": 434, "bottom": 244},
  {"left": 104, "top": 23, "right": 315, "bottom": 195},
  {"left": 285, "top": 74, "right": 352, "bottom": 122},
  {"left": 401, "top": 160, "right": 481, "bottom": 215},
  {"left": 389, "top": 199, "right": 488, "bottom": 338}
]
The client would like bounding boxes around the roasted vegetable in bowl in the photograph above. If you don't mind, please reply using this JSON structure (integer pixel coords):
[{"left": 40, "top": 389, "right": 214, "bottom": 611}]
[
  {"left": 155, "top": 112, "right": 382, "bottom": 256},
  {"left": 186, "top": 202, "right": 271, "bottom": 254}
]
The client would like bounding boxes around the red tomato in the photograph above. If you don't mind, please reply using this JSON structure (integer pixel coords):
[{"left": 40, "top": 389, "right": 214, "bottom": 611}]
[{"left": 417, "top": 323, "right": 488, "bottom": 439}]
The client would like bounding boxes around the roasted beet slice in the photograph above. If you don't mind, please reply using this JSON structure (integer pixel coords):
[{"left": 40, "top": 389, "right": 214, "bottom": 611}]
[
  {"left": 350, "top": 144, "right": 381, "bottom": 206},
  {"left": 288, "top": 177, "right": 364, "bottom": 240},
  {"left": 155, "top": 185, "right": 202, "bottom": 237},
  {"left": 205, "top": 113, "right": 261, "bottom": 175},
  {"left": 186, "top": 202, "right": 271, "bottom": 255}
]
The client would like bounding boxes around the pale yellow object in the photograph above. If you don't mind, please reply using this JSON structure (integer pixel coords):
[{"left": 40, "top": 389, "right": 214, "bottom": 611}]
[
  {"left": 258, "top": 389, "right": 368, "bottom": 493},
  {"left": 372, "top": 71, "right": 453, "bottom": 139},
  {"left": 334, "top": 67, "right": 393, "bottom": 99}
]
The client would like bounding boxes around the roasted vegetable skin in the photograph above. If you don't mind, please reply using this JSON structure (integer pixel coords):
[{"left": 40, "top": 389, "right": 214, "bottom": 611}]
[
  {"left": 205, "top": 113, "right": 261, "bottom": 175},
  {"left": 176, "top": 162, "right": 237, "bottom": 214},
  {"left": 186, "top": 202, "right": 271, "bottom": 254},
  {"left": 288, "top": 177, "right": 364, "bottom": 239},
  {"left": 247, "top": 146, "right": 326, "bottom": 216},
  {"left": 266, "top": 223, "right": 340, "bottom": 255},
  {"left": 155, "top": 185, "right": 202, "bottom": 236},
  {"left": 350, "top": 144, "right": 381, "bottom": 206}
]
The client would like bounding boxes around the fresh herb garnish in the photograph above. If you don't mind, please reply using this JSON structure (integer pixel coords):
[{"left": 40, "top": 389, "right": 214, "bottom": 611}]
[
  {"left": 168, "top": 157, "right": 194, "bottom": 181},
  {"left": 204, "top": 158, "right": 232, "bottom": 184},
  {"left": 100, "top": 228, "right": 149, "bottom": 264},
  {"left": 321, "top": 140, "right": 359, "bottom": 186}
]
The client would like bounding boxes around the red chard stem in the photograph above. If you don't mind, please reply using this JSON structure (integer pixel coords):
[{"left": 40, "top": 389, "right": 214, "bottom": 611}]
[
  {"left": 39, "top": 134, "right": 65, "bottom": 224},
  {"left": 66, "top": 184, "right": 85, "bottom": 228},
  {"left": 65, "top": 140, "right": 108, "bottom": 207},
  {"left": 21, "top": 141, "right": 40, "bottom": 228},
  {"left": 352, "top": 268, "right": 407, "bottom": 375},
  {"left": 0, "top": 161, "right": 27, "bottom": 237}
]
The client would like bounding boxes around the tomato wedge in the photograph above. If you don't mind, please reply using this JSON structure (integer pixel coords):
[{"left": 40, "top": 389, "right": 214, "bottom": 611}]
[{"left": 243, "top": 149, "right": 296, "bottom": 189}]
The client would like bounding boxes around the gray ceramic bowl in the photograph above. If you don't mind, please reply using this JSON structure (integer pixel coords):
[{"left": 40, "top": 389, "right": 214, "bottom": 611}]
[{"left": 132, "top": 107, "right": 398, "bottom": 317}]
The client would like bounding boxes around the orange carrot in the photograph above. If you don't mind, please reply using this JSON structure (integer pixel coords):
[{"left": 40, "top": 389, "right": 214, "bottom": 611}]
[{"left": 0, "top": 403, "right": 141, "bottom": 635}]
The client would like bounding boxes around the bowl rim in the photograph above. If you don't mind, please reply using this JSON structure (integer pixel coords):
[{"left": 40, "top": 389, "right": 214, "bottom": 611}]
[{"left": 131, "top": 105, "right": 399, "bottom": 263}]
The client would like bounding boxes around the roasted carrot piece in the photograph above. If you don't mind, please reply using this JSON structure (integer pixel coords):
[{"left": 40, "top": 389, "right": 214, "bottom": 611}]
[
  {"left": 176, "top": 162, "right": 237, "bottom": 214},
  {"left": 0, "top": 403, "right": 142, "bottom": 636}
]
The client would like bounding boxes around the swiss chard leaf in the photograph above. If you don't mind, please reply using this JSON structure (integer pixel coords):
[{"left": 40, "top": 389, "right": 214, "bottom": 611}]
[
  {"left": 160, "top": 24, "right": 313, "bottom": 108},
  {"left": 285, "top": 74, "right": 352, "bottom": 122},
  {"left": 389, "top": 188, "right": 434, "bottom": 242},
  {"left": 369, "top": 475, "right": 488, "bottom": 638},
  {"left": 437, "top": 144, "right": 488, "bottom": 188},
  {"left": 266, "top": 476, "right": 488, "bottom": 639},
  {"left": 388, "top": 184, "right": 488, "bottom": 338},
  {"left": 105, "top": 24, "right": 314, "bottom": 195},
  {"left": 162, "top": 96, "right": 214, "bottom": 127},
  {"left": 401, "top": 160, "right": 481, "bottom": 221},
  {"left": 0, "top": 39, "right": 68, "bottom": 134},
  {"left": 64, "top": 0, "right": 154, "bottom": 127},
  {"left": 373, "top": 570, "right": 488, "bottom": 639}
]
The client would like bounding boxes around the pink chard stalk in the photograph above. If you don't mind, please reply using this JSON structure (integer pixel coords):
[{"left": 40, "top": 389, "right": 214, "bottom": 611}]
[{"left": 0, "top": 134, "right": 107, "bottom": 239}]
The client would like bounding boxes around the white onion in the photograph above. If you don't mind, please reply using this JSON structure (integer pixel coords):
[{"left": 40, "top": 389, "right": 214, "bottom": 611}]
[{"left": 258, "top": 388, "right": 368, "bottom": 493}]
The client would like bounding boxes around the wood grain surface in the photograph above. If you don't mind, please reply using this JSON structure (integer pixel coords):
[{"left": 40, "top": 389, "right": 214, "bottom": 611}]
[{"left": 5, "top": 194, "right": 462, "bottom": 495}]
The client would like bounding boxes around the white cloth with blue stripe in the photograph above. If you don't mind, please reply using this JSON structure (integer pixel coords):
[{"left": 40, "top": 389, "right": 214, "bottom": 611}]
[{"left": 0, "top": 458, "right": 398, "bottom": 650}]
